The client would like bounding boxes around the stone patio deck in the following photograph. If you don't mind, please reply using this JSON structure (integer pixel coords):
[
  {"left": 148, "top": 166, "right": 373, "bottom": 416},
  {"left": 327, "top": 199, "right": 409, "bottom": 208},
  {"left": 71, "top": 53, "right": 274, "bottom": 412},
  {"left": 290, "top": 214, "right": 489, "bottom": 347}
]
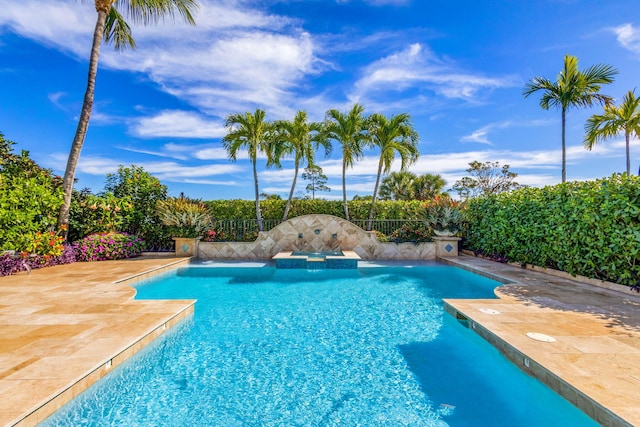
[{"left": 0, "top": 256, "right": 195, "bottom": 427}]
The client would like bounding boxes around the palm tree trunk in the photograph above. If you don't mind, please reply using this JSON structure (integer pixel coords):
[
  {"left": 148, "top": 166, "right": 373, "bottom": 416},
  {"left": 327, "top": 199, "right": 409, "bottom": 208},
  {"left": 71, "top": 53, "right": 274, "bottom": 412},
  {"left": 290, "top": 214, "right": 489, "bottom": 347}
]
[
  {"left": 342, "top": 160, "right": 349, "bottom": 220},
  {"left": 57, "top": 10, "right": 107, "bottom": 234},
  {"left": 252, "top": 158, "right": 263, "bottom": 231},
  {"left": 283, "top": 161, "right": 299, "bottom": 222},
  {"left": 625, "top": 131, "right": 631, "bottom": 175},
  {"left": 561, "top": 108, "right": 566, "bottom": 183},
  {"left": 367, "top": 160, "right": 384, "bottom": 231}
]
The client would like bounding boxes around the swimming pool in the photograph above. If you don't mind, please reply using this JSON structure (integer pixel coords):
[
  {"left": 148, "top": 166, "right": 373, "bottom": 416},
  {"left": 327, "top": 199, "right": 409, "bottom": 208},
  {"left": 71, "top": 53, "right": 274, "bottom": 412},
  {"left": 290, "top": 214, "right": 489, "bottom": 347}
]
[{"left": 40, "top": 263, "right": 597, "bottom": 426}]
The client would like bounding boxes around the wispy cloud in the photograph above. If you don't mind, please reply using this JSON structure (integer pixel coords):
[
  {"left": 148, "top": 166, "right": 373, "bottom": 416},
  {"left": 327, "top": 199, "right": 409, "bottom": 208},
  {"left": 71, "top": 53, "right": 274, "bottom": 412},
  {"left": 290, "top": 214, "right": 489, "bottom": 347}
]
[
  {"left": 352, "top": 43, "right": 518, "bottom": 106},
  {"left": 613, "top": 23, "right": 640, "bottom": 56},
  {"left": 133, "top": 110, "right": 226, "bottom": 138},
  {"left": 461, "top": 119, "right": 552, "bottom": 145}
]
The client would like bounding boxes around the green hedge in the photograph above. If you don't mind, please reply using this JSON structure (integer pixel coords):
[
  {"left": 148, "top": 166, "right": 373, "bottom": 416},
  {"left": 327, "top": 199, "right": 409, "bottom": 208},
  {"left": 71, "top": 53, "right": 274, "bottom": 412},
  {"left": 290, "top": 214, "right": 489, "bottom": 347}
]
[
  {"left": 205, "top": 199, "right": 424, "bottom": 220},
  {"left": 464, "top": 174, "right": 640, "bottom": 286}
]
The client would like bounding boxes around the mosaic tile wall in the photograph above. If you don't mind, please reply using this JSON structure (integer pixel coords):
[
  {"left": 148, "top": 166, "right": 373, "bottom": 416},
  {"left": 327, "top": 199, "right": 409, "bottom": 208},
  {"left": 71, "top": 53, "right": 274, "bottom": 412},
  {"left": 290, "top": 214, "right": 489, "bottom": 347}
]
[{"left": 197, "top": 214, "right": 441, "bottom": 260}]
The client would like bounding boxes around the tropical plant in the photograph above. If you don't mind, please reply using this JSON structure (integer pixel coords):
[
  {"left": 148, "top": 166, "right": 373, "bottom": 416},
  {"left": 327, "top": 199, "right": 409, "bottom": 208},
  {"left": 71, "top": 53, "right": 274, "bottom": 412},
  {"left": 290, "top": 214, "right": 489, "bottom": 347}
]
[
  {"left": 325, "top": 104, "right": 370, "bottom": 220},
  {"left": 420, "top": 195, "right": 463, "bottom": 235},
  {"left": 69, "top": 192, "right": 133, "bottom": 239},
  {"left": 57, "top": 0, "right": 198, "bottom": 234},
  {"left": 452, "top": 161, "right": 523, "bottom": 200},
  {"left": 584, "top": 89, "right": 640, "bottom": 175},
  {"left": 301, "top": 165, "right": 330, "bottom": 199},
  {"left": 523, "top": 54, "right": 617, "bottom": 182},
  {"left": 366, "top": 112, "right": 419, "bottom": 231},
  {"left": 272, "top": 111, "right": 330, "bottom": 221},
  {"left": 388, "top": 222, "right": 432, "bottom": 244},
  {"left": 223, "top": 109, "right": 273, "bottom": 231},
  {"left": 155, "top": 196, "right": 213, "bottom": 238}
]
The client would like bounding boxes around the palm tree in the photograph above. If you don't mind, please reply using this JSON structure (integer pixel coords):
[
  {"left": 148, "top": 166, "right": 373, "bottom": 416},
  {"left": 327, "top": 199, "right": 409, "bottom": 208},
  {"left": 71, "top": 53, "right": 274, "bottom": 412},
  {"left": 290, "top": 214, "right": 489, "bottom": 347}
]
[
  {"left": 585, "top": 90, "right": 640, "bottom": 175},
  {"left": 223, "top": 109, "right": 273, "bottom": 232},
  {"left": 57, "top": 0, "right": 198, "bottom": 232},
  {"left": 523, "top": 54, "right": 617, "bottom": 182},
  {"left": 379, "top": 171, "right": 417, "bottom": 200},
  {"left": 272, "top": 111, "right": 330, "bottom": 221},
  {"left": 413, "top": 173, "right": 446, "bottom": 200},
  {"left": 366, "top": 113, "right": 419, "bottom": 230},
  {"left": 325, "top": 104, "right": 370, "bottom": 220}
]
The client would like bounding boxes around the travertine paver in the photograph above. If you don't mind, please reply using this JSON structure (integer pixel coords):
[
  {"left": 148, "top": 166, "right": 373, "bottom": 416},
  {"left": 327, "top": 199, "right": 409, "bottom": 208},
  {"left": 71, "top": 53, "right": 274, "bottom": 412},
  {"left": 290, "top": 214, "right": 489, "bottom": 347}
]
[
  {"left": 444, "top": 256, "right": 640, "bottom": 427},
  {"left": 0, "top": 256, "right": 195, "bottom": 427}
]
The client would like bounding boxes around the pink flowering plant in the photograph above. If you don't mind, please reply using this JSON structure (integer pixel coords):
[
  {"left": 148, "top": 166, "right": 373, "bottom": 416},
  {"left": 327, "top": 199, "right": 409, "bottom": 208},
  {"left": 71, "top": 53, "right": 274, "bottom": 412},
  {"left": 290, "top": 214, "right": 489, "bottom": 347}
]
[{"left": 74, "top": 232, "right": 145, "bottom": 262}]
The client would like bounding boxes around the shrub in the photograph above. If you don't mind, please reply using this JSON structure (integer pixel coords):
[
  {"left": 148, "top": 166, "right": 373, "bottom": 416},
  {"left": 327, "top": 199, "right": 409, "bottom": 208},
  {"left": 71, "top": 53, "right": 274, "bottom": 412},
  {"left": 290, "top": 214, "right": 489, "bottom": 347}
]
[
  {"left": 464, "top": 174, "right": 640, "bottom": 286},
  {"left": 419, "top": 195, "right": 463, "bottom": 234},
  {"left": 74, "top": 232, "right": 145, "bottom": 262},
  {"left": 0, "top": 132, "right": 64, "bottom": 252},
  {"left": 68, "top": 191, "right": 134, "bottom": 241},
  {"left": 388, "top": 222, "right": 432, "bottom": 244}
]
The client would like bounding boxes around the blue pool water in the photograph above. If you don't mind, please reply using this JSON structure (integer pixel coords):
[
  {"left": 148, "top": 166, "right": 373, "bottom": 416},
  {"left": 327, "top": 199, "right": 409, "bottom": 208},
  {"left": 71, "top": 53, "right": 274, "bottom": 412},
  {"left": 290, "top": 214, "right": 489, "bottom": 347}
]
[{"left": 41, "top": 264, "right": 597, "bottom": 426}]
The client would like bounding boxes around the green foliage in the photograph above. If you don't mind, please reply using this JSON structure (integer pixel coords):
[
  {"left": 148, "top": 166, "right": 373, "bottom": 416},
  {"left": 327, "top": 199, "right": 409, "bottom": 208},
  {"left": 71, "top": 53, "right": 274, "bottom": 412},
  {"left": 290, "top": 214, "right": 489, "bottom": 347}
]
[
  {"left": 156, "top": 196, "right": 213, "bottom": 238},
  {"left": 0, "top": 133, "right": 64, "bottom": 252},
  {"left": 104, "top": 165, "right": 170, "bottom": 248},
  {"left": 68, "top": 191, "right": 133, "bottom": 241},
  {"left": 388, "top": 222, "right": 432, "bottom": 244},
  {"left": 464, "top": 174, "right": 640, "bottom": 286}
]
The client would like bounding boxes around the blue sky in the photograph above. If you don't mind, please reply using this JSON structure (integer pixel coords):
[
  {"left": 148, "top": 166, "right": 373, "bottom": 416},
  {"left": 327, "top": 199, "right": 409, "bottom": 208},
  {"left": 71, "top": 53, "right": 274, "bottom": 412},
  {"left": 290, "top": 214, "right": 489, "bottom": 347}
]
[{"left": 1, "top": 0, "right": 639, "bottom": 200}]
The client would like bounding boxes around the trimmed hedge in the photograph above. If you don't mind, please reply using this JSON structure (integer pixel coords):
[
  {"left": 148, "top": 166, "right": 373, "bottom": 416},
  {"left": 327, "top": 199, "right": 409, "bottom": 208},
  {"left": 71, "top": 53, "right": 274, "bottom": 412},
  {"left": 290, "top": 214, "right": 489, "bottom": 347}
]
[
  {"left": 205, "top": 199, "right": 424, "bottom": 221},
  {"left": 464, "top": 174, "right": 640, "bottom": 286}
]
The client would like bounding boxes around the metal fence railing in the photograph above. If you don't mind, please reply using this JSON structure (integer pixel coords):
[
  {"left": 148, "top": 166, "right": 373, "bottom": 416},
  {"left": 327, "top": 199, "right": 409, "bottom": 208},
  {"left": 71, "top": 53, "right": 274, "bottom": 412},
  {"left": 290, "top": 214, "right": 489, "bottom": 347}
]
[{"left": 212, "top": 219, "right": 419, "bottom": 240}]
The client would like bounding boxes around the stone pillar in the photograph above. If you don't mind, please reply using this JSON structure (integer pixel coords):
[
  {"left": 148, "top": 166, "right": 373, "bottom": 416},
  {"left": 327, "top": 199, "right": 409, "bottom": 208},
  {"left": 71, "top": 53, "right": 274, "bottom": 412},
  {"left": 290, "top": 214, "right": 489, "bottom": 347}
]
[
  {"left": 173, "top": 237, "right": 201, "bottom": 257},
  {"left": 432, "top": 236, "right": 461, "bottom": 257}
]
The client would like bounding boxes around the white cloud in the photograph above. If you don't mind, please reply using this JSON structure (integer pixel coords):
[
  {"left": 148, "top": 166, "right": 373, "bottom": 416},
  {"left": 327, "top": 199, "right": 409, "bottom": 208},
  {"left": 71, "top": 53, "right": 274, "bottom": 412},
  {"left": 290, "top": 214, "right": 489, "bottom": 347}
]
[
  {"left": 133, "top": 110, "right": 226, "bottom": 138},
  {"left": 614, "top": 23, "right": 640, "bottom": 56},
  {"left": 352, "top": 43, "right": 518, "bottom": 104},
  {"left": 460, "top": 119, "right": 552, "bottom": 145}
]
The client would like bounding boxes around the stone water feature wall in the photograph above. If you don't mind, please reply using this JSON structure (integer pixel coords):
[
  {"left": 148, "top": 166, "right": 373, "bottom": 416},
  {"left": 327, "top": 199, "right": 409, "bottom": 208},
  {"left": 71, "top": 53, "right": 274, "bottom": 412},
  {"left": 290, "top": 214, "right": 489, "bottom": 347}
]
[{"left": 197, "top": 214, "right": 455, "bottom": 261}]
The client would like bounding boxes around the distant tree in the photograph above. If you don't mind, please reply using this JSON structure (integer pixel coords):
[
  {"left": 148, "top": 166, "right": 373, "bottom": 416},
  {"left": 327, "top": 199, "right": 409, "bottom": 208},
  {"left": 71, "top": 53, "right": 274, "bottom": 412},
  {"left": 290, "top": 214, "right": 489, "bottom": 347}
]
[
  {"left": 366, "top": 112, "right": 419, "bottom": 230},
  {"left": 103, "top": 165, "right": 167, "bottom": 243},
  {"left": 352, "top": 194, "right": 373, "bottom": 201},
  {"left": 412, "top": 173, "right": 446, "bottom": 201},
  {"left": 272, "top": 111, "right": 330, "bottom": 221},
  {"left": 57, "top": 0, "right": 198, "bottom": 234},
  {"left": 325, "top": 104, "right": 369, "bottom": 220},
  {"left": 259, "top": 192, "right": 282, "bottom": 200},
  {"left": 223, "top": 109, "right": 273, "bottom": 231},
  {"left": 452, "top": 161, "right": 523, "bottom": 200},
  {"left": 301, "top": 165, "right": 330, "bottom": 199},
  {"left": 523, "top": 54, "right": 617, "bottom": 182},
  {"left": 379, "top": 171, "right": 417, "bottom": 200},
  {"left": 585, "top": 90, "right": 640, "bottom": 175}
]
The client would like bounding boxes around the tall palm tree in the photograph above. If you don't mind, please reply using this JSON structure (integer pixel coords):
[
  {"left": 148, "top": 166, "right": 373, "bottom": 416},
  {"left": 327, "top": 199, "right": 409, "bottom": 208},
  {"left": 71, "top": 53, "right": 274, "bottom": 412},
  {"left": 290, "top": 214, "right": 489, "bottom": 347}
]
[
  {"left": 57, "top": 0, "right": 198, "bottom": 232},
  {"left": 366, "top": 113, "right": 419, "bottom": 230},
  {"left": 325, "top": 104, "right": 369, "bottom": 220},
  {"left": 523, "top": 54, "right": 617, "bottom": 182},
  {"left": 272, "top": 111, "right": 331, "bottom": 221},
  {"left": 585, "top": 90, "right": 640, "bottom": 175},
  {"left": 223, "top": 109, "right": 273, "bottom": 232}
]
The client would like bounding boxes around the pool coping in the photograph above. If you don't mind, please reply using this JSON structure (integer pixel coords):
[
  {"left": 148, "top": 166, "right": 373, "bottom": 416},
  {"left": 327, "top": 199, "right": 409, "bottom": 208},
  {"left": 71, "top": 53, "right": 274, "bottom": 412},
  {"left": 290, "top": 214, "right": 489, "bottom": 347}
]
[{"left": 439, "top": 255, "right": 640, "bottom": 426}]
